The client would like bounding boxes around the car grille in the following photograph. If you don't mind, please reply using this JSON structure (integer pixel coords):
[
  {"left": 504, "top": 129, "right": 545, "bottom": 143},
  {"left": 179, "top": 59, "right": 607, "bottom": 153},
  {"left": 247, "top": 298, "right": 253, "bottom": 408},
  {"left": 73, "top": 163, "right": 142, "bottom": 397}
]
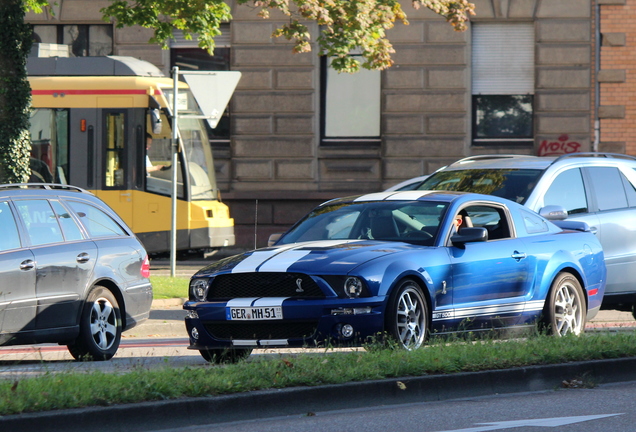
[
  {"left": 205, "top": 321, "right": 318, "bottom": 340},
  {"left": 209, "top": 272, "right": 324, "bottom": 299}
]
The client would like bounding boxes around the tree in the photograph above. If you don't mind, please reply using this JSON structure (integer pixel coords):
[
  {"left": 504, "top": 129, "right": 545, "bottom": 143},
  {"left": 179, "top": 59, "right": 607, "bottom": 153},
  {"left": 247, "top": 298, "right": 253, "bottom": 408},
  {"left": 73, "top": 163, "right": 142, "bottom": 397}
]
[
  {"left": 102, "top": 0, "right": 475, "bottom": 73},
  {"left": 0, "top": 0, "right": 46, "bottom": 183},
  {"left": 4, "top": 0, "right": 472, "bottom": 183}
]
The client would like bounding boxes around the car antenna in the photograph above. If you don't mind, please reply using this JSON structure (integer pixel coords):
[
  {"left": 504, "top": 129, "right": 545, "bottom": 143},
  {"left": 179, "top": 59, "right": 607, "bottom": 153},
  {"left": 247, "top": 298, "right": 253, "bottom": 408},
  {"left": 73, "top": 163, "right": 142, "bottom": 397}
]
[{"left": 254, "top": 199, "right": 258, "bottom": 250}]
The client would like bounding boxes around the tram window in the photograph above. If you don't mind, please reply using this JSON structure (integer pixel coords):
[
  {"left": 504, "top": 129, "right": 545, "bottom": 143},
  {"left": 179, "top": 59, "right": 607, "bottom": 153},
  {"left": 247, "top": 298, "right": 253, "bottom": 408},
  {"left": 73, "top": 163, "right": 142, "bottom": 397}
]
[
  {"left": 145, "top": 113, "right": 185, "bottom": 199},
  {"left": 28, "top": 109, "right": 70, "bottom": 184},
  {"left": 105, "top": 113, "right": 126, "bottom": 188}
]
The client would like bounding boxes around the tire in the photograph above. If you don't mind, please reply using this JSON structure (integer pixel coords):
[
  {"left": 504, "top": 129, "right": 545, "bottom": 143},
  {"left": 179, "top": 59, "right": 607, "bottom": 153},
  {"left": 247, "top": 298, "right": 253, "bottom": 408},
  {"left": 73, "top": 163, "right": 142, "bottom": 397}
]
[
  {"left": 542, "top": 273, "right": 586, "bottom": 336},
  {"left": 68, "top": 286, "right": 122, "bottom": 361},
  {"left": 199, "top": 348, "right": 253, "bottom": 364},
  {"left": 385, "top": 279, "right": 429, "bottom": 350}
]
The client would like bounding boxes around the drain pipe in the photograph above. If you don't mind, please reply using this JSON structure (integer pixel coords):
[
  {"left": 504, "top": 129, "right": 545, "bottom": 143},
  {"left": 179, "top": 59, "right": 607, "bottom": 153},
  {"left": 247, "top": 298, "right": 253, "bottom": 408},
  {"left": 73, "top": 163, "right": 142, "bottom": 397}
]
[{"left": 593, "top": 1, "right": 600, "bottom": 152}]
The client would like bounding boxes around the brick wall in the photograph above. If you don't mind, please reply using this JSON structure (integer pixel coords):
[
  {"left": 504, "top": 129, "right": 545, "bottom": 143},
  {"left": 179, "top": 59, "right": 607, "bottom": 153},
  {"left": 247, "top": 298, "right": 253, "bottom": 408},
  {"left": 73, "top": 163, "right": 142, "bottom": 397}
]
[{"left": 598, "top": 0, "right": 632, "bottom": 154}]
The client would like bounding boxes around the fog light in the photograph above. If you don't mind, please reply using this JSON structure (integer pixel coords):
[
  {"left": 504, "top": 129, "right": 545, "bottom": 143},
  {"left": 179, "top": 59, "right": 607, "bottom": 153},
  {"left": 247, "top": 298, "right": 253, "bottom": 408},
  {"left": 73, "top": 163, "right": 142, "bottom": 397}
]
[
  {"left": 341, "top": 324, "right": 354, "bottom": 338},
  {"left": 191, "top": 327, "right": 199, "bottom": 340},
  {"left": 186, "top": 310, "right": 199, "bottom": 319}
]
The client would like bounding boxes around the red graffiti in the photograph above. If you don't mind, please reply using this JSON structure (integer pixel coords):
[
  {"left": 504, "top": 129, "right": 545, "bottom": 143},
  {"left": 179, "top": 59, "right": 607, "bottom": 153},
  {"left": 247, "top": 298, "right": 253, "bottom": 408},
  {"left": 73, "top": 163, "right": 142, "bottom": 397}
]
[{"left": 538, "top": 134, "right": 581, "bottom": 156}]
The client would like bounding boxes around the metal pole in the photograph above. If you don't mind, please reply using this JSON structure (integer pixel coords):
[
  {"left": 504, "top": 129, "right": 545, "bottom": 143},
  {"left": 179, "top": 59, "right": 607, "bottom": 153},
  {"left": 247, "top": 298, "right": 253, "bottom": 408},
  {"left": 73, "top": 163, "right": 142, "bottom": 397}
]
[{"left": 170, "top": 67, "right": 179, "bottom": 277}]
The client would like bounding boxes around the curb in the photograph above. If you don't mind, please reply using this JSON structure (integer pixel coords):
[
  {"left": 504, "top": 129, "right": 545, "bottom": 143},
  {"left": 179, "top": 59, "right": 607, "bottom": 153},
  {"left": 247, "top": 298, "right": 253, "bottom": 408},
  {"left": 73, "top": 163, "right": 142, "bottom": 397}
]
[
  {"left": 5, "top": 356, "right": 636, "bottom": 431},
  {"left": 151, "top": 298, "right": 185, "bottom": 309}
]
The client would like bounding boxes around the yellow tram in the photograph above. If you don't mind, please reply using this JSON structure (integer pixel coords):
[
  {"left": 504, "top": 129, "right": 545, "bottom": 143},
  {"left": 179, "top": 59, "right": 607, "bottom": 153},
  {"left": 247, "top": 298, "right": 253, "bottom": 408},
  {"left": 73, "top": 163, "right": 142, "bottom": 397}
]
[{"left": 27, "top": 56, "right": 234, "bottom": 254}]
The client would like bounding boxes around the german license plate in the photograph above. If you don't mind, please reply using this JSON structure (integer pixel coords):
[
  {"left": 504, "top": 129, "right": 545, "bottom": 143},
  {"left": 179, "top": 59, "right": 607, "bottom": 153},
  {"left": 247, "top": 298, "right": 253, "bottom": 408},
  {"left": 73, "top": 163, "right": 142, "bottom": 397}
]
[{"left": 228, "top": 306, "right": 283, "bottom": 321}]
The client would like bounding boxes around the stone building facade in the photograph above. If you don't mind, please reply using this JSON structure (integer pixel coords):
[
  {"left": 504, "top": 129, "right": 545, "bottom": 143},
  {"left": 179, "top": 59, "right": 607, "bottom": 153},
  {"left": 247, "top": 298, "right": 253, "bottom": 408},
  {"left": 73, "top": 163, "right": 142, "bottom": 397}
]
[{"left": 25, "top": 0, "right": 628, "bottom": 249}]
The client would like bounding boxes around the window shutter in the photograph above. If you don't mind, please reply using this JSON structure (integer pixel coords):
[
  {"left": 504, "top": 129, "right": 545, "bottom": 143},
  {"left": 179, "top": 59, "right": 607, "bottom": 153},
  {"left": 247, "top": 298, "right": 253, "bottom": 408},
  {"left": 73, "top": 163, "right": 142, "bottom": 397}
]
[
  {"left": 170, "top": 24, "right": 231, "bottom": 49},
  {"left": 472, "top": 23, "right": 535, "bottom": 95}
]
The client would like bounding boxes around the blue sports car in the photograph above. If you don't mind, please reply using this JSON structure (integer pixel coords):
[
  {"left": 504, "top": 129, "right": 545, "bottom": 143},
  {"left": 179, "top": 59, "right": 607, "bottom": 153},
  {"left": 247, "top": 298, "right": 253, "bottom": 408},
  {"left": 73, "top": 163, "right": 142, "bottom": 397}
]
[{"left": 184, "top": 191, "right": 606, "bottom": 362}]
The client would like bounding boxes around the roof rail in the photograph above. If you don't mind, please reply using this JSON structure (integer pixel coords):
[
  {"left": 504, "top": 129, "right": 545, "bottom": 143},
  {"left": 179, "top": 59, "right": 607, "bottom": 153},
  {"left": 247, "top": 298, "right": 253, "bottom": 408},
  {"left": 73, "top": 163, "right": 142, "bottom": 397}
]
[
  {"left": 552, "top": 152, "right": 636, "bottom": 163},
  {"left": 449, "top": 154, "right": 535, "bottom": 166},
  {"left": 0, "top": 183, "right": 93, "bottom": 194}
]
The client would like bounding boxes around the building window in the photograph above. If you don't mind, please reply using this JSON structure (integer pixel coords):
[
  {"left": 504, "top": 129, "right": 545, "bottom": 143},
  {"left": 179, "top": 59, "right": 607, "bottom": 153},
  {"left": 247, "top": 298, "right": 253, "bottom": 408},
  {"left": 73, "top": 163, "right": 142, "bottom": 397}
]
[
  {"left": 32, "top": 25, "right": 113, "bottom": 57},
  {"left": 170, "top": 25, "right": 231, "bottom": 146},
  {"left": 472, "top": 23, "right": 534, "bottom": 146},
  {"left": 321, "top": 56, "right": 381, "bottom": 146}
]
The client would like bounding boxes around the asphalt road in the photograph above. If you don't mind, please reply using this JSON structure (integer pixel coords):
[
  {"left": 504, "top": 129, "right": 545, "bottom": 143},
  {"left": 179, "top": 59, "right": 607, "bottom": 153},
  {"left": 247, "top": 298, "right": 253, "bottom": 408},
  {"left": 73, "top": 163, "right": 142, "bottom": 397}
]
[{"left": 152, "top": 381, "right": 636, "bottom": 432}]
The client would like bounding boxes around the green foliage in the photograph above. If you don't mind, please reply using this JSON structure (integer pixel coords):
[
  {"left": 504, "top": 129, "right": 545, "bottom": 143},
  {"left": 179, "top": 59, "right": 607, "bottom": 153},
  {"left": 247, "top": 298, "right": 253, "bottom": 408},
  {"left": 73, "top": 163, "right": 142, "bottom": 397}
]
[
  {"left": 0, "top": 0, "right": 38, "bottom": 183},
  {"left": 101, "top": 0, "right": 475, "bottom": 73},
  {"left": 102, "top": 0, "right": 232, "bottom": 53},
  {"left": 150, "top": 276, "right": 189, "bottom": 299},
  {"left": 1, "top": 332, "right": 636, "bottom": 415}
]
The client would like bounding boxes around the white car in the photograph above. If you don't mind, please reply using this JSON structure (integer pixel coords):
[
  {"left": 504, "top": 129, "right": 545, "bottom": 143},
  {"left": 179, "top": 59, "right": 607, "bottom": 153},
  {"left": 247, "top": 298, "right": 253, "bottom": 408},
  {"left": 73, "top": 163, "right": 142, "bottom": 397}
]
[{"left": 384, "top": 175, "right": 429, "bottom": 192}]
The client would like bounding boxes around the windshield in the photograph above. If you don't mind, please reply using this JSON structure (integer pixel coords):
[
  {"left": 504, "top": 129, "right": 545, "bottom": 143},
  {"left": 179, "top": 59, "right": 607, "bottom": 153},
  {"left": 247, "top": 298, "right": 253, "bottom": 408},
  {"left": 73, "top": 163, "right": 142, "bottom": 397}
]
[
  {"left": 179, "top": 117, "right": 217, "bottom": 200},
  {"left": 418, "top": 169, "right": 543, "bottom": 204},
  {"left": 278, "top": 201, "right": 449, "bottom": 246},
  {"left": 159, "top": 89, "right": 218, "bottom": 200}
]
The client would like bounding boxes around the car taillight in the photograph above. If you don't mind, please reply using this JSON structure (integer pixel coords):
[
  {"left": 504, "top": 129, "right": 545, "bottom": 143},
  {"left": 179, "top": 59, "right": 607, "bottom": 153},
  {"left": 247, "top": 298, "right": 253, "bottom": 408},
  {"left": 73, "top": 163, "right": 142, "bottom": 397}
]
[{"left": 141, "top": 255, "right": 151, "bottom": 278}]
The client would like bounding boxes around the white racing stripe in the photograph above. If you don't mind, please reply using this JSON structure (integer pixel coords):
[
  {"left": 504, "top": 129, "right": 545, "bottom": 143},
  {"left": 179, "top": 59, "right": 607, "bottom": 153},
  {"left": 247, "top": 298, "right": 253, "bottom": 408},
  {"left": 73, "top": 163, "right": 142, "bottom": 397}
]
[
  {"left": 226, "top": 298, "right": 261, "bottom": 308},
  {"left": 252, "top": 297, "right": 289, "bottom": 307},
  {"left": 231, "top": 240, "right": 361, "bottom": 273},
  {"left": 432, "top": 300, "right": 545, "bottom": 322},
  {"left": 231, "top": 249, "right": 291, "bottom": 273},
  {"left": 258, "top": 250, "right": 312, "bottom": 272}
]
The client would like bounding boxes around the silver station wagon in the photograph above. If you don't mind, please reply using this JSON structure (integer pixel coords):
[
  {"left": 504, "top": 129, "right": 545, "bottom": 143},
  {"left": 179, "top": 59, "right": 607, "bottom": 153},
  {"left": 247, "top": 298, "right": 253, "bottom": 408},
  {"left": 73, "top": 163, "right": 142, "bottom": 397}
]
[
  {"left": 0, "top": 184, "right": 152, "bottom": 360},
  {"left": 415, "top": 153, "right": 636, "bottom": 316}
]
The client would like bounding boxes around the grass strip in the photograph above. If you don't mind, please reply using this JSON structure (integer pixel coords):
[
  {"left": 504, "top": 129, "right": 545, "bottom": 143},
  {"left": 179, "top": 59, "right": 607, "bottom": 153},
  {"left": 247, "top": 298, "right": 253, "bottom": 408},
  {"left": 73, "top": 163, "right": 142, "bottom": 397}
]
[
  {"left": 1, "top": 332, "right": 636, "bottom": 416},
  {"left": 149, "top": 276, "right": 189, "bottom": 299}
]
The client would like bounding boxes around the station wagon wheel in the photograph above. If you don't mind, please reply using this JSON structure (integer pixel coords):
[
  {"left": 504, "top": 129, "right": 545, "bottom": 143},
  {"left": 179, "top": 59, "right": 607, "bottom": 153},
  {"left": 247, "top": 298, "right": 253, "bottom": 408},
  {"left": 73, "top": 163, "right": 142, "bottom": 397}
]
[
  {"left": 543, "top": 273, "right": 586, "bottom": 336},
  {"left": 386, "top": 280, "right": 429, "bottom": 350},
  {"left": 199, "top": 348, "right": 252, "bottom": 364},
  {"left": 68, "top": 286, "right": 122, "bottom": 361}
]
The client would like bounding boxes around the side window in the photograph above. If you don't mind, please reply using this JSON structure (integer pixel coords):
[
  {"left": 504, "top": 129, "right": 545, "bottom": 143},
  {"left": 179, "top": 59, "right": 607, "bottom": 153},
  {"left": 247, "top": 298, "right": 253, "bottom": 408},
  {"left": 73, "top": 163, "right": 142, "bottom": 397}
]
[
  {"left": 544, "top": 169, "right": 588, "bottom": 214},
  {"left": 623, "top": 170, "right": 636, "bottom": 207},
  {"left": 587, "top": 167, "right": 628, "bottom": 211},
  {"left": 51, "top": 201, "right": 84, "bottom": 241},
  {"left": 461, "top": 205, "right": 511, "bottom": 240},
  {"left": 0, "top": 201, "right": 22, "bottom": 251},
  {"left": 67, "top": 201, "right": 128, "bottom": 238},
  {"left": 520, "top": 209, "right": 549, "bottom": 234},
  {"left": 15, "top": 199, "right": 64, "bottom": 246}
]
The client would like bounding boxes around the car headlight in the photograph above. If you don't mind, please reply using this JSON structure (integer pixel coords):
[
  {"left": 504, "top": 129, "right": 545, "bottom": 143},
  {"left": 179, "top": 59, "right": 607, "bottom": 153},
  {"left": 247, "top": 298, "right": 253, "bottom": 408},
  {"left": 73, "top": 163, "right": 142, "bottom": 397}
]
[
  {"left": 190, "top": 278, "right": 210, "bottom": 301},
  {"left": 344, "top": 277, "right": 363, "bottom": 299}
]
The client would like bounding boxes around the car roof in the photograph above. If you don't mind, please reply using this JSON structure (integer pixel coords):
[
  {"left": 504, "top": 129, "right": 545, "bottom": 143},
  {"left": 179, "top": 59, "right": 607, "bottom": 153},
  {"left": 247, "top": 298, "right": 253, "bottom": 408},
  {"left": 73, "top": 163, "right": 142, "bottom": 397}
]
[
  {"left": 0, "top": 183, "right": 96, "bottom": 200},
  {"left": 322, "top": 190, "right": 513, "bottom": 207},
  {"left": 436, "top": 153, "right": 636, "bottom": 172}
]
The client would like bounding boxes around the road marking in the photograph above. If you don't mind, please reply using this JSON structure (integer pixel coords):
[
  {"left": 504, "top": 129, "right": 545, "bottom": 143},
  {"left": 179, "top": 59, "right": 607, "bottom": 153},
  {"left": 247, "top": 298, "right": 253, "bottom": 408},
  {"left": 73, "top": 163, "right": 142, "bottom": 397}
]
[{"left": 434, "top": 414, "right": 623, "bottom": 432}]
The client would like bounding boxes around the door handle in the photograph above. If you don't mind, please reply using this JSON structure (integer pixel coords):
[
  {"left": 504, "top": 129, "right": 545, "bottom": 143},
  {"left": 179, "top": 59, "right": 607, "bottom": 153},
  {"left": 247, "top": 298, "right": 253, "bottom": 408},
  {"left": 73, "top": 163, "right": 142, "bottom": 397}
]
[
  {"left": 589, "top": 226, "right": 598, "bottom": 235},
  {"left": 76, "top": 252, "right": 90, "bottom": 264},
  {"left": 511, "top": 251, "right": 527, "bottom": 262},
  {"left": 20, "top": 259, "right": 35, "bottom": 270}
]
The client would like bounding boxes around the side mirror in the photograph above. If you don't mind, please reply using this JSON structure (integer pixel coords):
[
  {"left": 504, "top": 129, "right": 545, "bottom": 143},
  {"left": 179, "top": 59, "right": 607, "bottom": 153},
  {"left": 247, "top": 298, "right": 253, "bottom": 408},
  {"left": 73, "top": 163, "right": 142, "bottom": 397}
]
[
  {"left": 539, "top": 205, "right": 568, "bottom": 221},
  {"left": 150, "top": 109, "right": 163, "bottom": 134},
  {"left": 451, "top": 227, "right": 488, "bottom": 247},
  {"left": 268, "top": 233, "right": 283, "bottom": 247}
]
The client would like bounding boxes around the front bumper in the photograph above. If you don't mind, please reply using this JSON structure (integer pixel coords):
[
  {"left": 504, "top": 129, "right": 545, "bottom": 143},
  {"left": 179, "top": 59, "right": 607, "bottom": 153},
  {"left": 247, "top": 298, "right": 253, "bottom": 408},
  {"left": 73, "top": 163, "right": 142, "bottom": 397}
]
[{"left": 183, "top": 297, "right": 385, "bottom": 350}]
